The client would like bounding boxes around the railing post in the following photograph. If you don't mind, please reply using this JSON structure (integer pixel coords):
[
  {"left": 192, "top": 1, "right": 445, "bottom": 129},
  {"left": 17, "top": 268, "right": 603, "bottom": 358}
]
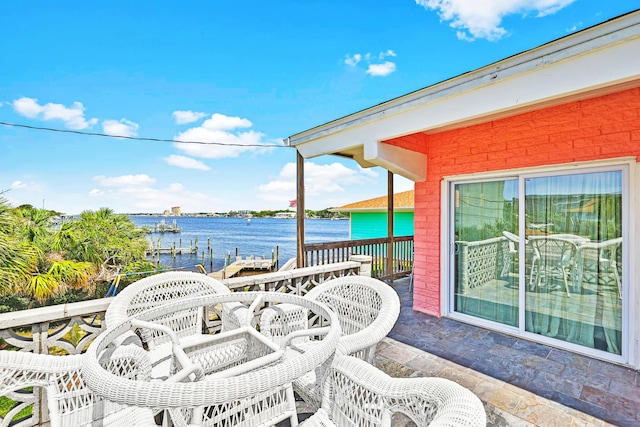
[{"left": 349, "top": 255, "right": 372, "bottom": 277}]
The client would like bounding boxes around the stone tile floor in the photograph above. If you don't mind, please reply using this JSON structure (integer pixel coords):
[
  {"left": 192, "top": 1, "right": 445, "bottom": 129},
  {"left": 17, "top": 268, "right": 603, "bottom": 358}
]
[{"left": 381, "top": 277, "right": 639, "bottom": 426}]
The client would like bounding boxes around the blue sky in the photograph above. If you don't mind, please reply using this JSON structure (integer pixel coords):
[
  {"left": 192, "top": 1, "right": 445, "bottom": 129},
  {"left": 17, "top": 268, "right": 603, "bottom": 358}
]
[{"left": 0, "top": 1, "right": 637, "bottom": 215}]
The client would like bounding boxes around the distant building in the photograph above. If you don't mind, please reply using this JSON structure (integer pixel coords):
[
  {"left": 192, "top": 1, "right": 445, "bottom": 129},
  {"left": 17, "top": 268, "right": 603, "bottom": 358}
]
[
  {"left": 331, "top": 190, "right": 414, "bottom": 240},
  {"left": 171, "top": 206, "right": 181, "bottom": 216},
  {"left": 275, "top": 211, "right": 296, "bottom": 219}
]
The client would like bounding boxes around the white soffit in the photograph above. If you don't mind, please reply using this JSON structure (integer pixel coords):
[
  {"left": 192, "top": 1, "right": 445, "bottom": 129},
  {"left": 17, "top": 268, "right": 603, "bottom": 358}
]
[{"left": 286, "top": 11, "right": 640, "bottom": 181}]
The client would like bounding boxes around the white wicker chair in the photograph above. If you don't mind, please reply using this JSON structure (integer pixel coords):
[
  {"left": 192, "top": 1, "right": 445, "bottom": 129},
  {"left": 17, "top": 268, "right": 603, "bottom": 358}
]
[
  {"left": 84, "top": 292, "right": 343, "bottom": 427},
  {"left": 260, "top": 275, "right": 401, "bottom": 411},
  {"left": 105, "top": 271, "right": 231, "bottom": 379},
  {"left": 301, "top": 355, "right": 487, "bottom": 427},
  {"left": 0, "top": 347, "right": 156, "bottom": 427}
]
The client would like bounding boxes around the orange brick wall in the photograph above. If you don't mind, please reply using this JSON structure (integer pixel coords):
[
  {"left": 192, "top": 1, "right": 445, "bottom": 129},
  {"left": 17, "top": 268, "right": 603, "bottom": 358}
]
[{"left": 385, "top": 87, "right": 640, "bottom": 316}]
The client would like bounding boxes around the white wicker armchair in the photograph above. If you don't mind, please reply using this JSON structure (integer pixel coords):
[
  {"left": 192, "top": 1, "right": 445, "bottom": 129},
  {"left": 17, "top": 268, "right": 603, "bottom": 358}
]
[
  {"left": 260, "top": 275, "right": 401, "bottom": 411},
  {"left": 301, "top": 355, "right": 487, "bottom": 427},
  {"left": 0, "top": 347, "right": 156, "bottom": 427},
  {"left": 105, "top": 271, "right": 231, "bottom": 378}
]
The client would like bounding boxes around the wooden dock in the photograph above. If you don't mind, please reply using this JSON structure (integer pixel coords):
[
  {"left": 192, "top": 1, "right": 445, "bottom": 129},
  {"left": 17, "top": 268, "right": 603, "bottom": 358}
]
[
  {"left": 145, "top": 247, "right": 197, "bottom": 255},
  {"left": 208, "top": 256, "right": 277, "bottom": 279},
  {"left": 149, "top": 219, "right": 181, "bottom": 233}
]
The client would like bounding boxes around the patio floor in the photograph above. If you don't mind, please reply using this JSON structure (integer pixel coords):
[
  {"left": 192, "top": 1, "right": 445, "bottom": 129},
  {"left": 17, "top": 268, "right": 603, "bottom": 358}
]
[{"left": 376, "top": 277, "right": 639, "bottom": 426}]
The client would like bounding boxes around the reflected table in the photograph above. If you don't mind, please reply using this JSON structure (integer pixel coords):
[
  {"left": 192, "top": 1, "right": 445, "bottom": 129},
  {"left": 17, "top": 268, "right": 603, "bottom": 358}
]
[{"left": 527, "top": 234, "right": 590, "bottom": 297}]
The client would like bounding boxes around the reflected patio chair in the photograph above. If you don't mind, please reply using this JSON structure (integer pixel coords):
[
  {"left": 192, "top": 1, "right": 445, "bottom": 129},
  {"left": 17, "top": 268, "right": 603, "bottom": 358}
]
[
  {"left": 500, "top": 231, "right": 520, "bottom": 278},
  {"left": 575, "top": 237, "right": 622, "bottom": 299},
  {"left": 527, "top": 235, "right": 584, "bottom": 298}
]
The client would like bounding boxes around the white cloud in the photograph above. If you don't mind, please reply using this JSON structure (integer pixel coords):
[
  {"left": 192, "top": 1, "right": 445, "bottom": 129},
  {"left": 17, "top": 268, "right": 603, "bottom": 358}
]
[
  {"left": 416, "top": 0, "right": 576, "bottom": 41},
  {"left": 258, "top": 161, "right": 378, "bottom": 204},
  {"left": 93, "top": 174, "right": 156, "bottom": 187},
  {"left": 345, "top": 51, "right": 397, "bottom": 77},
  {"left": 367, "top": 62, "right": 397, "bottom": 77},
  {"left": 379, "top": 49, "right": 396, "bottom": 59},
  {"left": 345, "top": 53, "right": 362, "bottom": 67},
  {"left": 203, "top": 113, "right": 252, "bottom": 131},
  {"left": 14, "top": 98, "right": 44, "bottom": 118},
  {"left": 10, "top": 180, "right": 43, "bottom": 192},
  {"left": 566, "top": 23, "right": 580, "bottom": 32},
  {"left": 174, "top": 113, "right": 271, "bottom": 159},
  {"left": 164, "top": 154, "right": 211, "bottom": 171},
  {"left": 102, "top": 119, "right": 139, "bottom": 137},
  {"left": 166, "top": 183, "right": 185, "bottom": 192},
  {"left": 394, "top": 175, "right": 415, "bottom": 192},
  {"left": 90, "top": 173, "right": 217, "bottom": 212},
  {"left": 173, "top": 110, "right": 208, "bottom": 124},
  {"left": 357, "top": 166, "right": 379, "bottom": 179},
  {"left": 12, "top": 97, "right": 98, "bottom": 130}
]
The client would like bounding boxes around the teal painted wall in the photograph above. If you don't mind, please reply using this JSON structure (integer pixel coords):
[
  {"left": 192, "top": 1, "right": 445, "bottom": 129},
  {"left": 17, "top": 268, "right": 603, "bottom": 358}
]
[{"left": 351, "top": 212, "right": 414, "bottom": 240}]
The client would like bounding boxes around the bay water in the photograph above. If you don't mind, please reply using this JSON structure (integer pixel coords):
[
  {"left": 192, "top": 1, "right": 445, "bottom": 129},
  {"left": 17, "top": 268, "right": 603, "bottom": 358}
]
[{"left": 129, "top": 216, "right": 349, "bottom": 273}]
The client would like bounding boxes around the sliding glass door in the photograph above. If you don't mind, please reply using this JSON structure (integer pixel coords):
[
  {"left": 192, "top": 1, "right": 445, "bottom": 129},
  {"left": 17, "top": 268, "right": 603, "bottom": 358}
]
[
  {"left": 453, "top": 179, "right": 519, "bottom": 326},
  {"left": 452, "top": 167, "right": 624, "bottom": 358}
]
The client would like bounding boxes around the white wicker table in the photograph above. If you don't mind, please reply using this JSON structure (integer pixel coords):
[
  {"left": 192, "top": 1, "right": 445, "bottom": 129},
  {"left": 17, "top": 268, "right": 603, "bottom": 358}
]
[{"left": 82, "top": 292, "right": 342, "bottom": 427}]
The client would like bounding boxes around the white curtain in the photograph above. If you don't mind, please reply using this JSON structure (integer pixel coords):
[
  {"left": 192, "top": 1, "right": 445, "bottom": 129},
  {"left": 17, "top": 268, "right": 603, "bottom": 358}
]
[{"left": 524, "top": 171, "right": 622, "bottom": 355}]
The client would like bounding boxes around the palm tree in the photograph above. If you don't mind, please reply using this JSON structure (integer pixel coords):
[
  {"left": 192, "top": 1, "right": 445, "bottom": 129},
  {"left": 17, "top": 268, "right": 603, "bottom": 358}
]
[
  {"left": 66, "top": 208, "right": 149, "bottom": 266},
  {"left": 6, "top": 203, "right": 97, "bottom": 302},
  {"left": 0, "top": 200, "right": 155, "bottom": 307},
  {"left": 0, "top": 198, "right": 38, "bottom": 296}
]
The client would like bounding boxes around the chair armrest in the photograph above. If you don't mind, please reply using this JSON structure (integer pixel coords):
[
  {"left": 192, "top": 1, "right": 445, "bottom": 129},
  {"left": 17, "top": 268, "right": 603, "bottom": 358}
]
[
  {"left": 335, "top": 292, "right": 400, "bottom": 361},
  {"left": 260, "top": 303, "right": 310, "bottom": 348},
  {"left": 303, "top": 356, "right": 486, "bottom": 427}
]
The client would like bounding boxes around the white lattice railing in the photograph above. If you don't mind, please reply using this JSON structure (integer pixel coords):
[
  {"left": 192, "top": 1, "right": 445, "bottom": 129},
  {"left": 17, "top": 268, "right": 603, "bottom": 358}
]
[{"left": 0, "top": 260, "right": 364, "bottom": 427}]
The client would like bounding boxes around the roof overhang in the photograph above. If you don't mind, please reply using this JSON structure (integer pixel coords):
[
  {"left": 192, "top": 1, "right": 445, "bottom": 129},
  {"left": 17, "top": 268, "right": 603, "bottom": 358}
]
[{"left": 285, "top": 10, "right": 640, "bottom": 182}]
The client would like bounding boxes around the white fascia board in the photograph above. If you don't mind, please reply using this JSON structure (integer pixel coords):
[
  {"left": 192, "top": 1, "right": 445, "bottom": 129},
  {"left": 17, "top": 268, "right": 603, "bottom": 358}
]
[{"left": 289, "top": 12, "right": 640, "bottom": 151}]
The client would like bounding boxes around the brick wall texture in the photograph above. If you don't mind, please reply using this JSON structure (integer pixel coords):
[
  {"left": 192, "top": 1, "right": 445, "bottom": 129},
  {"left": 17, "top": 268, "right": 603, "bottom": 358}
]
[{"left": 384, "top": 87, "right": 640, "bottom": 315}]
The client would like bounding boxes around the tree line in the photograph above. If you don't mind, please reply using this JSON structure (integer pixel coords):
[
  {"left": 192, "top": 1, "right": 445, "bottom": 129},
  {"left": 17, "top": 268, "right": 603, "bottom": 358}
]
[{"left": 229, "top": 209, "right": 347, "bottom": 219}]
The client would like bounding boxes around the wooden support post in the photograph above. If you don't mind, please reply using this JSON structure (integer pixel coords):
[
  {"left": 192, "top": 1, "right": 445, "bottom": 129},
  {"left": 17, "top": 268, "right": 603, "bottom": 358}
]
[
  {"left": 296, "top": 151, "right": 305, "bottom": 268},
  {"left": 387, "top": 171, "right": 394, "bottom": 282}
]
